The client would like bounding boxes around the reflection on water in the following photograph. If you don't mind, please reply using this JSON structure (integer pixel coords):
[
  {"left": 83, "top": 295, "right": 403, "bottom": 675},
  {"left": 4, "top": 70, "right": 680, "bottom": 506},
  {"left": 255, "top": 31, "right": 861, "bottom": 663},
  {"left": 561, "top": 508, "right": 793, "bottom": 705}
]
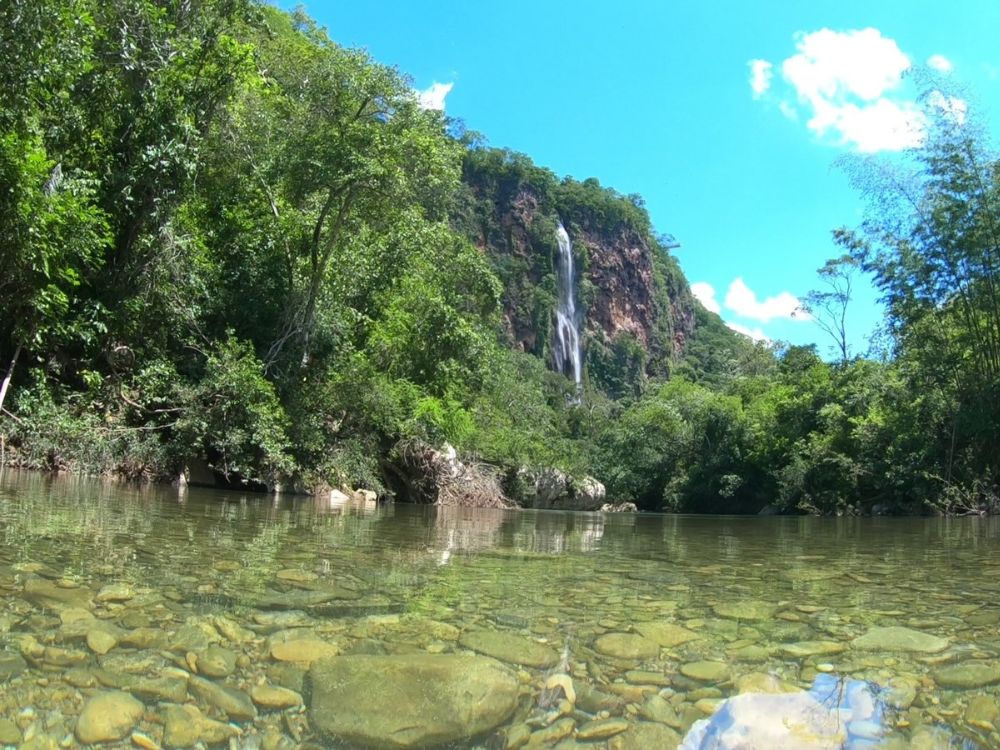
[{"left": 0, "top": 471, "right": 996, "bottom": 749}]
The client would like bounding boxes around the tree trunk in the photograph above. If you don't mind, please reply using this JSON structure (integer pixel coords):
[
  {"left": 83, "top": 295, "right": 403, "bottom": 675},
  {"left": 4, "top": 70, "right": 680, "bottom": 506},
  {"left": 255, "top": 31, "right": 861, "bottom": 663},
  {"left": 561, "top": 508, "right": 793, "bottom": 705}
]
[{"left": 0, "top": 343, "right": 21, "bottom": 415}]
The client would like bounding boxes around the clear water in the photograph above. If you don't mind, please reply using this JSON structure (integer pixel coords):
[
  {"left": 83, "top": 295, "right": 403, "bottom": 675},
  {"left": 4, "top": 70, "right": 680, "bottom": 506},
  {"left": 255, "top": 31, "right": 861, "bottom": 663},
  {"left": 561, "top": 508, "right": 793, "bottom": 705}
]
[{"left": 0, "top": 472, "right": 997, "bottom": 749}]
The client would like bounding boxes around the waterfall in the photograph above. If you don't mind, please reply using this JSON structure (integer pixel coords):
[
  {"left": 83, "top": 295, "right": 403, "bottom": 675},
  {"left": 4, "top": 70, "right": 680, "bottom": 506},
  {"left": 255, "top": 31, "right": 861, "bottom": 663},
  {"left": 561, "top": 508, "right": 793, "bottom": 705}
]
[{"left": 553, "top": 221, "right": 582, "bottom": 391}]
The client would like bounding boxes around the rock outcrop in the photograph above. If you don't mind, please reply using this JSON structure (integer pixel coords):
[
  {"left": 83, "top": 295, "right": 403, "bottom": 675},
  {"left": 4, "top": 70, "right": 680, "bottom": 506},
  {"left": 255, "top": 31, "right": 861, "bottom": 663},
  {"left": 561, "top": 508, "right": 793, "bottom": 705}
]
[
  {"left": 510, "top": 467, "right": 606, "bottom": 511},
  {"left": 459, "top": 155, "right": 697, "bottom": 377}
]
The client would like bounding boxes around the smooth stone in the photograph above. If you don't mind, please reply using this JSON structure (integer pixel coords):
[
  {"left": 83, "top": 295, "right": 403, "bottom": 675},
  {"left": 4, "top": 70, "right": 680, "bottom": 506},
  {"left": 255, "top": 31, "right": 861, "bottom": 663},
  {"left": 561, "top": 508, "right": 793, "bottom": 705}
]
[
  {"left": 850, "top": 626, "right": 948, "bottom": 654},
  {"left": 130, "top": 731, "right": 160, "bottom": 750},
  {"left": 23, "top": 578, "right": 93, "bottom": 610},
  {"left": 131, "top": 676, "right": 189, "bottom": 703},
  {"left": 162, "top": 704, "right": 201, "bottom": 748},
  {"left": 120, "top": 628, "right": 169, "bottom": 650},
  {"left": 251, "top": 684, "right": 303, "bottom": 709},
  {"left": 269, "top": 635, "right": 340, "bottom": 665},
  {"left": 42, "top": 645, "right": 88, "bottom": 666},
  {"left": 712, "top": 600, "right": 776, "bottom": 621},
  {"left": 634, "top": 621, "right": 701, "bottom": 648},
  {"left": 776, "top": 641, "right": 847, "bottom": 658},
  {"left": 189, "top": 675, "right": 256, "bottom": 721},
  {"left": 96, "top": 583, "right": 135, "bottom": 602},
  {"left": 162, "top": 703, "right": 238, "bottom": 748},
  {"left": 266, "top": 663, "right": 306, "bottom": 693},
  {"left": 726, "top": 644, "right": 770, "bottom": 662},
  {"left": 933, "top": 662, "right": 1000, "bottom": 689},
  {"left": 524, "top": 718, "right": 574, "bottom": 749},
  {"left": 257, "top": 588, "right": 360, "bottom": 609},
  {"left": 75, "top": 691, "right": 144, "bottom": 744},
  {"left": 252, "top": 611, "right": 311, "bottom": 628},
  {"left": 679, "top": 692, "right": 847, "bottom": 750},
  {"left": 965, "top": 695, "right": 1000, "bottom": 728},
  {"left": 680, "top": 661, "right": 730, "bottom": 683},
  {"left": 169, "top": 623, "right": 218, "bottom": 652},
  {"left": 639, "top": 694, "right": 683, "bottom": 728},
  {"left": 609, "top": 722, "right": 682, "bottom": 750},
  {"left": 275, "top": 569, "right": 318, "bottom": 583},
  {"left": 501, "top": 723, "right": 532, "bottom": 750},
  {"left": 0, "top": 651, "right": 28, "bottom": 682},
  {"left": 594, "top": 633, "right": 659, "bottom": 660},
  {"left": 309, "top": 654, "right": 518, "bottom": 749},
  {"left": 0, "top": 718, "right": 21, "bottom": 744},
  {"left": 884, "top": 676, "right": 917, "bottom": 709},
  {"left": 57, "top": 607, "right": 98, "bottom": 638},
  {"left": 576, "top": 718, "right": 629, "bottom": 741},
  {"left": 458, "top": 630, "right": 559, "bottom": 669},
  {"left": 625, "top": 670, "right": 670, "bottom": 686},
  {"left": 966, "top": 611, "right": 1000, "bottom": 626},
  {"left": 196, "top": 645, "right": 236, "bottom": 678},
  {"left": 213, "top": 616, "right": 255, "bottom": 644},
  {"left": 734, "top": 672, "right": 799, "bottom": 694},
  {"left": 87, "top": 629, "right": 119, "bottom": 655},
  {"left": 576, "top": 683, "right": 625, "bottom": 714}
]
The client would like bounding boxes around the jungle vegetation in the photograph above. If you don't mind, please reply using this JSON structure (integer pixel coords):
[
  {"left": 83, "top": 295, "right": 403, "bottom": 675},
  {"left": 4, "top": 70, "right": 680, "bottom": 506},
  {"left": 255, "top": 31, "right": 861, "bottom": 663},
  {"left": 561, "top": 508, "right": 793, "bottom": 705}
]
[{"left": 2, "top": 0, "right": 998, "bottom": 515}]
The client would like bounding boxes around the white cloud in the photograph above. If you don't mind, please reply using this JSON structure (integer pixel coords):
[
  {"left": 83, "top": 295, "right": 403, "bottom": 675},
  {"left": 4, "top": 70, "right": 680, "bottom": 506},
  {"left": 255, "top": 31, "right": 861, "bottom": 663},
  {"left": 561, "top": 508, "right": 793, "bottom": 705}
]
[
  {"left": 811, "top": 97, "right": 924, "bottom": 152},
  {"left": 726, "top": 322, "right": 770, "bottom": 342},
  {"left": 927, "top": 54, "right": 953, "bottom": 73},
  {"left": 778, "top": 100, "right": 799, "bottom": 121},
  {"left": 416, "top": 81, "right": 453, "bottom": 111},
  {"left": 749, "top": 59, "right": 774, "bottom": 98},
  {"left": 691, "top": 282, "right": 721, "bottom": 314},
  {"left": 783, "top": 28, "right": 910, "bottom": 103},
  {"left": 760, "top": 28, "right": 930, "bottom": 152},
  {"left": 724, "top": 277, "right": 807, "bottom": 323}
]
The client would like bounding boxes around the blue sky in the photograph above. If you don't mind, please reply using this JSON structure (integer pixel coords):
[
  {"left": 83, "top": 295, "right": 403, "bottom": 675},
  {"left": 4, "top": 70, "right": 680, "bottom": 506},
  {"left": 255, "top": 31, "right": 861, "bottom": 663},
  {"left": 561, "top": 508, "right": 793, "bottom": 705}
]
[{"left": 285, "top": 1, "right": 1000, "bottom": 358}]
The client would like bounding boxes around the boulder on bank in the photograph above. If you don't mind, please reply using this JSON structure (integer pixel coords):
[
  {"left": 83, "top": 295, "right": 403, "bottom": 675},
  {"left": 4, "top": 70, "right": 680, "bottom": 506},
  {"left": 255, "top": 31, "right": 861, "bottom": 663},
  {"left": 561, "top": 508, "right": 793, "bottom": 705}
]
[
  {"left": 510, "top": 467, "right": 607, "bottom": 511},
  {"left": 308, "top": 653, "right": 519, "bottom": 748}
]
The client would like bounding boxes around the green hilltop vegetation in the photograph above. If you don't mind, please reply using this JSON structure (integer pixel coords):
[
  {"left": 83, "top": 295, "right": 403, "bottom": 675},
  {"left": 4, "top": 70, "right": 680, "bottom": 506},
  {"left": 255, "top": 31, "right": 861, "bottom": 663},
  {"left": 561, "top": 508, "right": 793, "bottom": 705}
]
[{"left": 3, "top": 0, "right": 1000, "bottom": 515}]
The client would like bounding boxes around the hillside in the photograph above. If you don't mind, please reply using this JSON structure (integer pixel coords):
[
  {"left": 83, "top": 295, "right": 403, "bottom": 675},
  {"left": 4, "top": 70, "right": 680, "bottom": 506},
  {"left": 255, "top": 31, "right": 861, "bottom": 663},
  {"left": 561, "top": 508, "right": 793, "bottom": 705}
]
[{"left": 4, "top": 1, "right": 997, "bottom": 516}]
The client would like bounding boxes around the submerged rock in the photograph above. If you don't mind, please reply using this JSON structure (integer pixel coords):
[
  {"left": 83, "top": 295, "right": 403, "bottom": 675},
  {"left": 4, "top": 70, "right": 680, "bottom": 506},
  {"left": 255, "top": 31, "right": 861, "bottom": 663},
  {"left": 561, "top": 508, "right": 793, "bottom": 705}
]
[
  {"left": 0, "top": 651, "right": 27, "bottom": 682},
  {"left": 162, "top": 703, "right": 238, "bottom": 747},
  {"left": 309, "top": 654, "right": 518, "bottom": 748},
  {"left": 23, "top": 578, "right": 93, "bottom": 610},
  {"left": 712, "top": 600, "right": 776, "bottom": 621},
  {"left": 679, "top": 675, "right": 882, "bottom": 750},
  {"left": 634, "top": 621, "right": 701, "bottom": 648},
  {"left": 932, "top": 661, "right": 1000, "bottom": 689},
  {"left": 850, "top": 626, "right": 949, "bottom": 654},
  {"left": 75, "top": 691, "right": 144, "bottom": 744},
  {"left": 593, "top": 633, "right": 659, "bottom": 661},
  {"left": 458, "top": 629, "right": 559, "bottom": 669},
  {"left": 680, "top": 661, "right": 730, "bottom": 683},
  {"left": 189, "top": 675, "right": 256, "bottom": 721}
]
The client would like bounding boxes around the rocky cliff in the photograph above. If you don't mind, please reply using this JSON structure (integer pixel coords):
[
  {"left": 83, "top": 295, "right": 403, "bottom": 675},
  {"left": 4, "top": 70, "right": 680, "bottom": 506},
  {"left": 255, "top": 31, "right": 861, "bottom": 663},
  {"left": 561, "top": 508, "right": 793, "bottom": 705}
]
[{"left": 454, "top": 147, "right": 697, "bottom": 394}]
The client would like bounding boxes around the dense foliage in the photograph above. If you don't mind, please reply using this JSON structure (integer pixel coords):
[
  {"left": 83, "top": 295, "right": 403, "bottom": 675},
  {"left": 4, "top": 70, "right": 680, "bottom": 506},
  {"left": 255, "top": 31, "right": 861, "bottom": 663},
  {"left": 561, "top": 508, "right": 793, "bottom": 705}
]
[{"left": 2, "top": 1, "right": 998, "bottom": 515}]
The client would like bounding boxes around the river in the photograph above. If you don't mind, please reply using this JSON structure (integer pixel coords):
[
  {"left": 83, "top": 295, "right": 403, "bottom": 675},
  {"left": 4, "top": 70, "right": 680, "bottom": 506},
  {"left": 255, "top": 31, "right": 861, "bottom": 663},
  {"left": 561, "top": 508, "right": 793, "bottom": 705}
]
[{"left": 0, "top": 472, "right": 994, "bottom": 749}]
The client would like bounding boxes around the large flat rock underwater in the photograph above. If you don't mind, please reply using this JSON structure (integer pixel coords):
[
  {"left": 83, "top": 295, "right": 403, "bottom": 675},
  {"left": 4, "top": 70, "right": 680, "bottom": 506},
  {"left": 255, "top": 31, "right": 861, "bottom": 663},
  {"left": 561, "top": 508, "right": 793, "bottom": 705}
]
[
  {"left": 679, "top": 674, "right": 887, "bottom": 750},
  {"left": 308, "top": 653, "right": 520, "bottom": 749}
]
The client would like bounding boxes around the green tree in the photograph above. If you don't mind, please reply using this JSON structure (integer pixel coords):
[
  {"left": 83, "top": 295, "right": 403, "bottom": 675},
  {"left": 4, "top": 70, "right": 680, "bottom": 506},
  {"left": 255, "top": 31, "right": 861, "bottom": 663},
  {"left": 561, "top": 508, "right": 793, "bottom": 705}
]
[{"left": 800, "top": 253, "right": 858, "bottom": 364}]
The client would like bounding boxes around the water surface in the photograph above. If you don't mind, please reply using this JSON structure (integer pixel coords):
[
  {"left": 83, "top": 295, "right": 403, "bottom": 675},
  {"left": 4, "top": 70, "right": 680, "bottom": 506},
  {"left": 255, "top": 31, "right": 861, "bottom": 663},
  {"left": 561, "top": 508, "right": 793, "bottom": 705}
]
[{"left": 0, "top": 472, "right": 996, "bottom": 749}]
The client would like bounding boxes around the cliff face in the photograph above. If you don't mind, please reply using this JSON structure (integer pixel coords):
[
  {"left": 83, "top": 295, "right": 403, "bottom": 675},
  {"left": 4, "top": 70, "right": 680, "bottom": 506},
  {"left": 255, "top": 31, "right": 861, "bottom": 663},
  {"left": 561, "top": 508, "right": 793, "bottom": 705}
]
[
  {"left": 573, "top": 219, "right": 656, "bottom": 349},
  {"left": 455, "top": 148, "right": 697, "bottom": 389}
]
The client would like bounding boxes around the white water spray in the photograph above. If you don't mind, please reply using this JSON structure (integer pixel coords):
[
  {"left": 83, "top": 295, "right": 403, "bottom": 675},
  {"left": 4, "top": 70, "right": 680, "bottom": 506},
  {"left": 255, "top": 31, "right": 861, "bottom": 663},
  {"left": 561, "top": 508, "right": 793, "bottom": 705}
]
[{"left": 553, "top": 221, "right": 582, "bottom": 391}]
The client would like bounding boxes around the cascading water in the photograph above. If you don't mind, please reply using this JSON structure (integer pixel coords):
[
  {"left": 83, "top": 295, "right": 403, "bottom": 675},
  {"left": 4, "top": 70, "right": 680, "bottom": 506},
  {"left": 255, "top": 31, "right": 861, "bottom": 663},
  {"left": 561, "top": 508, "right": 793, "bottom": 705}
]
[{"left": 553, "top": 221, "right": 582, "bottom": 392}]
